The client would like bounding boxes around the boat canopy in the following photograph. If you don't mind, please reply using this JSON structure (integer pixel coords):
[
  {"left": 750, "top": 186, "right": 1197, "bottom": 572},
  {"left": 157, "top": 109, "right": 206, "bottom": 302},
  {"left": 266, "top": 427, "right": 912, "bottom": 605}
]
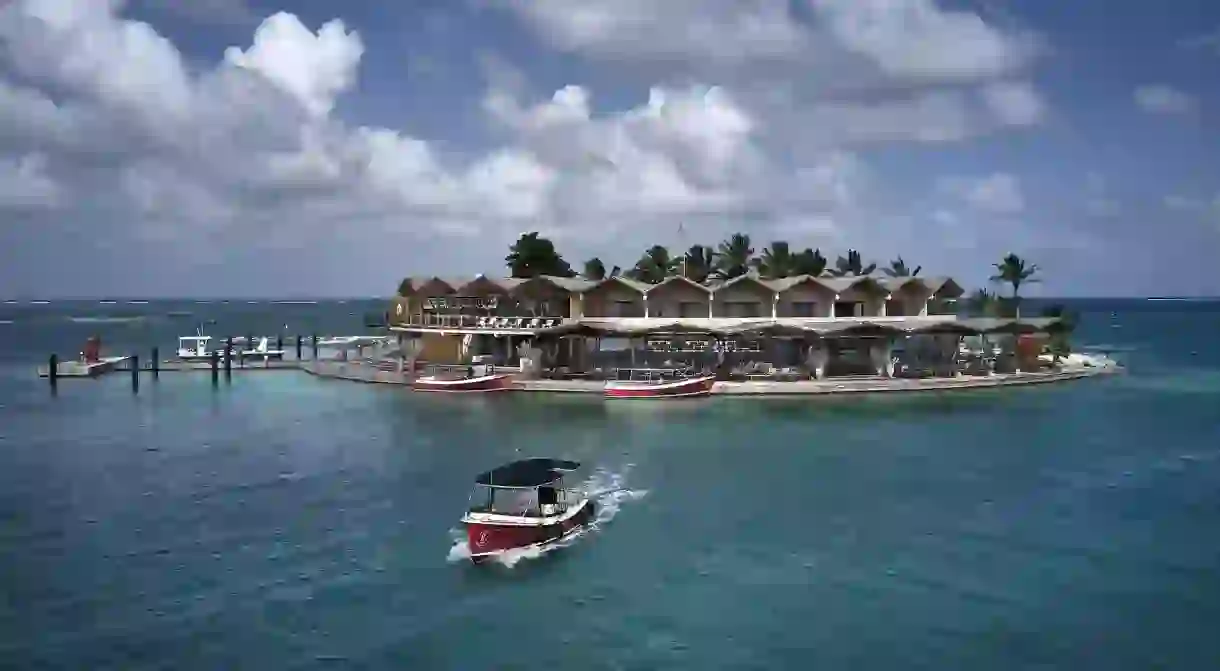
[{"left": 475, "top": 458, "right": 581, "bottom": 488}]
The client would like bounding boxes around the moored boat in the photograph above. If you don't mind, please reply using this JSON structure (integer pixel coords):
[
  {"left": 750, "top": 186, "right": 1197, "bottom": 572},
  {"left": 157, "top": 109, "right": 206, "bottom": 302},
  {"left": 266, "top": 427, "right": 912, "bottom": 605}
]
[
  {"left": 604, "top": 374, "right": 716, "bottom": 399},
  {"left": 461, "top": 458, "right": 596, "bottom": 563},
  {"left": 412, "top": 371, "right": 514, "bottom": 393}
]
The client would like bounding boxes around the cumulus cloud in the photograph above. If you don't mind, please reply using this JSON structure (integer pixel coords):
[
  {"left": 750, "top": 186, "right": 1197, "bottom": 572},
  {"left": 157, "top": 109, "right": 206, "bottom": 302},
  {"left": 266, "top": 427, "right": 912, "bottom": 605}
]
[
  {"left": 0, "top": 0, "right": 1054, "bottom": 295},
  {"left": 938, "top": 173, "right": 1025, "bottom": 214},
  {"left": 1134, "top": 85, "right": 1196, "bottom": 115}
]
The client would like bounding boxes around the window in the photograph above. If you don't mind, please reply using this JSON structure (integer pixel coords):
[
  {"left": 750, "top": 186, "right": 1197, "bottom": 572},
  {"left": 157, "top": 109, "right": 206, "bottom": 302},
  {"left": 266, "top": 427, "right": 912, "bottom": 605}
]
[
  {"left": 679, "top": 301, "right": 705, "bottom": 318},
  {"left": 613, "top": 300, "right": 639, "bottom": 317},
  {"left": 791, "top": 302, "right": 817, "bottom": 317},
  {"left": 725, "top": 301, "right": 763, "bottom": 318},
  {"left": 834, "top": 301, "right": 861, "bottom": 318}
]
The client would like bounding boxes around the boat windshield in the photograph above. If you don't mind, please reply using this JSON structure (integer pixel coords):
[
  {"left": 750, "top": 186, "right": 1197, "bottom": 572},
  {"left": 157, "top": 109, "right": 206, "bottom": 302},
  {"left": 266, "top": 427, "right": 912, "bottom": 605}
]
[{"left": 467, "top": 484, "right": 581, "bottom": 517}]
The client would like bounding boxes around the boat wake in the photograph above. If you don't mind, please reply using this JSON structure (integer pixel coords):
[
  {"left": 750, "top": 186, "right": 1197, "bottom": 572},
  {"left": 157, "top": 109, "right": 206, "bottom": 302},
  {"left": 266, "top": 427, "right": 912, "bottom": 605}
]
[{"left": 446, "top": 466, "right": 647, "bottom": 568}]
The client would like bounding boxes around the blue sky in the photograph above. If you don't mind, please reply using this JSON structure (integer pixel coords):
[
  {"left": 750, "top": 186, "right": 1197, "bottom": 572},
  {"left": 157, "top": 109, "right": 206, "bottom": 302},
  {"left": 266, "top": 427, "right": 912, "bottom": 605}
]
[{"left": 1, "top": 0, "right": 1218, "bottom": 298}]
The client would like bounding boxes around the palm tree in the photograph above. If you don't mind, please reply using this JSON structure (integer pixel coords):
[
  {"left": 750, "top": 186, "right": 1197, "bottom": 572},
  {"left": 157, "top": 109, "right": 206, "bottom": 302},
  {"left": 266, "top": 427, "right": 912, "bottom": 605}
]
[
  {"left": 753, "top": 241, "right": 797, "bottom": 279},
  {"left": 628, "top": 245, "right": 679, "bottom": 284},
  {"left": 990, "top": 253, "right": 1040, "bottom": 317},
  {"left": 793, "top": 248, "right": 828, "bottom": 277},
  {"left": 681, "top": 244, "right": 718, "bottom": 283},
  {"left": 883, "top": 257, "right": 921, "bottom": 277},
  {"left": 829, "top": 249, "right": 877, "bottom": 277},
  {"left": 966, "top": 288, "right": 998, "bottom": 317},
  {"left": 715, "top": 233, "right": 754, "bottom": 280},
  {"left": 583, "top": 257, "right": 606, "bottom": 281},
  {"left": 505, "top": 232, "right": 575, "bottom": 277}
]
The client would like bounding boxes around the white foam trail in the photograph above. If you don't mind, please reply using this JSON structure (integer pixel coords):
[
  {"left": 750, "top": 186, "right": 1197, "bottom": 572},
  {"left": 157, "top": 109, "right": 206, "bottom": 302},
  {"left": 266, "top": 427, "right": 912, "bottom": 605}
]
[{"left": 446, "top": 465, "right": 647, "bottom": 568}]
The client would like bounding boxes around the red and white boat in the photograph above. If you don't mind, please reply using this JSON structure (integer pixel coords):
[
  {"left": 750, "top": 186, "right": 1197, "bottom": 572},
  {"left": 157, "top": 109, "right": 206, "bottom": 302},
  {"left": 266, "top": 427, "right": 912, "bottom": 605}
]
[
  {"left": 604, "top": 374, "right": 717, "bottom": 399},
  {"left": 412, "top": 372, "right": 514, "bottom": 393},
  {"left": 461, "top": 458, "right": 597, "bottom": 563}
]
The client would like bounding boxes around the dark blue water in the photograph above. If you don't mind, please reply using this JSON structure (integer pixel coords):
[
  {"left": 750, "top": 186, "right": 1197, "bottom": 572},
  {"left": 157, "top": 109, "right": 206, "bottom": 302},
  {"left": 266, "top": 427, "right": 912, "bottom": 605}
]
[{"left": 2, "top": 299, "right": 1219, "bottom": 669}]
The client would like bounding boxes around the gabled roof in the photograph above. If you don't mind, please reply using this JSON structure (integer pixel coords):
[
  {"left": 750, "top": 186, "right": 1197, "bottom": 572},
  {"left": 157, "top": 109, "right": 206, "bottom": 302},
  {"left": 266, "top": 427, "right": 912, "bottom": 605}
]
[
  {"left": 815, "top": 275, "right": 888, "bottom": 294},
  {"left": 539, "top": 275, "right": 598, "bottom": 292},
  {"left": 414, "top": 276, "right": 464, "bottom": 295},
  {"left": 646, "top": 275, "right": 713, "bottom": 294},
  {"left": 586, "top": 275, "right": 653, "bottom": 295},
  {"left": 456, "top": 274, "right": 514, "bottom": 295},
  {"left": 709, "top": 272, "right": 775, "bottom": 294},
  {"left": 767, "top": 274, "right": 837, "bottom": 293}
]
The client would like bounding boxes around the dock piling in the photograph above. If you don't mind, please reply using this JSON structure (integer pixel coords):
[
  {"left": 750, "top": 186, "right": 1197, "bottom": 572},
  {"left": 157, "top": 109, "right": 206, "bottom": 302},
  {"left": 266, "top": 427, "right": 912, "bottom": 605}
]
[
  {"left": 131, "top": 354, "right": 139, "bottom": 393},
  {"left": 224, "top": 339, "right": 232, "bottom": 381},
  {"left": 211, "top": 350, "right": 219, "bottom": 386},
  {"left": 277, "top": 335, "right": 283, "bottom": 354},
  {"left": 295, "top": 335, "right": 302, "bottom": 360},
  {"left": 48, "top": 354, "right": 58, "bottom": 395},
  {"left": 311, "top": 334, "right": 318, "bottom": 360},
  {"left": 151, "top": 347, "right": 159, "bottom": 379}
]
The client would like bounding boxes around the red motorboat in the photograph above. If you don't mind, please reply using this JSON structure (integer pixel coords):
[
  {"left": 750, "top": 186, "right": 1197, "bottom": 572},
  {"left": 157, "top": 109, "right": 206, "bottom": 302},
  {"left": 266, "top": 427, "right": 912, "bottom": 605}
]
[
  {"left": 604, "top": 374, "right": 717, "bottom": 399},
  {"left": 461, "top": 458, "right": 597, "bottom": 563},
  {"left": 412, "top": 372, "right": 515, "bottom": 393}
]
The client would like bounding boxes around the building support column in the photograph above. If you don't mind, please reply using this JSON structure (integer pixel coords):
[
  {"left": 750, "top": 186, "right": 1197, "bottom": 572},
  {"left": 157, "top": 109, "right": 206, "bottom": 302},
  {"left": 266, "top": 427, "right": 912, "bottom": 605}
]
[
  {"left": 708, "top": 293, "right": 715, "bottom": 318},
  {"left": 772, "top": 293, "right": 779, "bottom": 320},
  {"left": 880, "top": 295, "right": 889, "bottom": 317},
  {"left": 643, "top": 294, "right": 649, "bottom": 319},
  {"left": 806, "top": 341, "right": 828, "bottom": 379},
  {"left": 871, "top": 337, "right": 894, "bottom": 377}
]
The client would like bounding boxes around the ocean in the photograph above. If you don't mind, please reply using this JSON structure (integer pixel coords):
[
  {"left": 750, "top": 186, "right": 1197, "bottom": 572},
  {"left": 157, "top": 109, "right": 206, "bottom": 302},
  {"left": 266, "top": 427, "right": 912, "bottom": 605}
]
[{"left": 1, "top": 298, "right": 1219, "bottom": 669}]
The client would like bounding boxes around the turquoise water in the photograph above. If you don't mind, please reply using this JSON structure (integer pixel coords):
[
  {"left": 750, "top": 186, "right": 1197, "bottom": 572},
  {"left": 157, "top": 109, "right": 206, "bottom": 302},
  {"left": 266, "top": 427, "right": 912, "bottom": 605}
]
[{"left": 2, "top": 299, "right": 1220, "bottom": 669}]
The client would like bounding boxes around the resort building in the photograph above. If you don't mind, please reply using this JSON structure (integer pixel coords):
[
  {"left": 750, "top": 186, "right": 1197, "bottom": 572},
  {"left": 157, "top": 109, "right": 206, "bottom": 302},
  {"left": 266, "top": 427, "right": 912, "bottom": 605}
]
[{"left": 387, "top": 273, "right": 1063, "bottom": 380}]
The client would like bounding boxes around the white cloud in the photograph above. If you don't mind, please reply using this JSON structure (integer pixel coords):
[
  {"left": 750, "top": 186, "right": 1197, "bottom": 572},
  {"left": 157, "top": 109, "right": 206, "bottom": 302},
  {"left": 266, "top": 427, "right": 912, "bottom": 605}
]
[
  {"left": 223, "top": 12, "right": 364, "bottom": 117},
  {"left": 811, "top": 0, "right": 1039, "bottom": 82},
  {"left": 1134, "top": 85, "right": 1196, "bottom": 115},
  {"left": 492, "top": 0, "right": 807, "bottom": 64},
  {"left": 1164, "top": 194, "right": 1220, "bottom": 229},
  {"left": 0, "top": 0, "right": 1053, "bottom": 294},
  {"left": 938, "top": 173, "right": 1025, "bottom": 214},
  {"left": 0, "top": 153, "right": 59, "bottom": 210}
]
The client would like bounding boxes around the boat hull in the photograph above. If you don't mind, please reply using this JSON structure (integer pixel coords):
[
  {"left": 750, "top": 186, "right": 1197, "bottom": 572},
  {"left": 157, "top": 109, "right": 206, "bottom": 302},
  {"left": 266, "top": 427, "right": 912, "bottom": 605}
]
[
  {"left": 604, "top": 375, "right": 716, "bottom": 399},
  {"left": 464, "top": 500, "right": 597, "bottom": 561},
  {"left": 412, "top": 373, "right": 515, "bottom": 393}
]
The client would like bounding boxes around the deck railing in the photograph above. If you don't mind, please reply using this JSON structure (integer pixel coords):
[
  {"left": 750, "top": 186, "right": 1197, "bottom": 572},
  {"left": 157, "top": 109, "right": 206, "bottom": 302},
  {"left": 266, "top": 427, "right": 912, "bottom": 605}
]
[{"left": 390, "top": 313, "right": 566, "bottom": 330}]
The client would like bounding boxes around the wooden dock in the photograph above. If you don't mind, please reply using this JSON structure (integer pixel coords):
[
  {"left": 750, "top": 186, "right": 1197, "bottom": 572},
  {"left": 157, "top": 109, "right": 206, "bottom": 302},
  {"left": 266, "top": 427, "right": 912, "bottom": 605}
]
[
  {"left": 37, "top": 356, "right": 132, "bottom": 378},
  {"left": 39, "top": 357, "right": 300, "bottom": 378}
]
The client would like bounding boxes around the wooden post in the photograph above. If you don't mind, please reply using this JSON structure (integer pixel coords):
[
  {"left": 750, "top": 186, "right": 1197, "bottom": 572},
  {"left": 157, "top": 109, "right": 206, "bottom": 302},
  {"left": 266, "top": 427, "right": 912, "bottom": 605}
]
[
  {"left": 277, "top": 335, "right": 283, "bottom": 353},
  {"left": 224, "top": 339, "right": 232, "bottom": 381},
  {"left": 151, "top": 347, "right": 159, "bottom": 379},
  {"left": 296, "top": 335, "right": 303, "bottom": 360},
  {"left": 311, "top": 334, "right": 318, "bottom": 360},
  {"left": 211, "top": 350, "right": 219, "bottom": 386},
  {"left": 48, "top": 354, "right": 58, "bottom": 395},
  {"left": 131, "top": 354, "right": 139, "bottom": 393}
]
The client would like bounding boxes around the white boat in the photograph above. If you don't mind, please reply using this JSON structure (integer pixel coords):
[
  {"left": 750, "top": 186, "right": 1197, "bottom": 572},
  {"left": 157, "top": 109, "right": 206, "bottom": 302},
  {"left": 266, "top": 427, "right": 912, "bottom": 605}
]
[
  {"left": 177, "top": 332, "right": 218, "bottom": 362},
  {"left": 239, "top": 336, "right": 285, "bottom": 361}
]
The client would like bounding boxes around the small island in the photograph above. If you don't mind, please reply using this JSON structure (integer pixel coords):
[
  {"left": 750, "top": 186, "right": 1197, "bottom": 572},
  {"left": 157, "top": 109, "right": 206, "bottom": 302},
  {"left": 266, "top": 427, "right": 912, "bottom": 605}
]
[{"left": 301, "top": 232, "right": 1120, "bottom": 396}]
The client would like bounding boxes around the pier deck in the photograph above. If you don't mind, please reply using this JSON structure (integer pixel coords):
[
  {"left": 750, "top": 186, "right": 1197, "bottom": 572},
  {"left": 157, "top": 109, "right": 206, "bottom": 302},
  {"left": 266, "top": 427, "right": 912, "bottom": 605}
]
[{"left": 38, "top": 356, "right": 132, "bottom": 378}]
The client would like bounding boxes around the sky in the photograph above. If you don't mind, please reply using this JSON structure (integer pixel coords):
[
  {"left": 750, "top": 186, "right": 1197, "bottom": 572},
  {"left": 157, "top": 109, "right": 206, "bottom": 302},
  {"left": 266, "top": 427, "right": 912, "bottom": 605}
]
[{"left": 1, "top": 0, "right": 1218, "bottom": 298}]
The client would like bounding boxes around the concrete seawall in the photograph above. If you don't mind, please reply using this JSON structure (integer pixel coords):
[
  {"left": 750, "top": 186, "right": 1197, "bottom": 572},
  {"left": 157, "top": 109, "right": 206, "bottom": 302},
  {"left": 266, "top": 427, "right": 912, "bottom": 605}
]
[{"left": 300, "top": 360, "right": 1120, "bottom": 395}]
